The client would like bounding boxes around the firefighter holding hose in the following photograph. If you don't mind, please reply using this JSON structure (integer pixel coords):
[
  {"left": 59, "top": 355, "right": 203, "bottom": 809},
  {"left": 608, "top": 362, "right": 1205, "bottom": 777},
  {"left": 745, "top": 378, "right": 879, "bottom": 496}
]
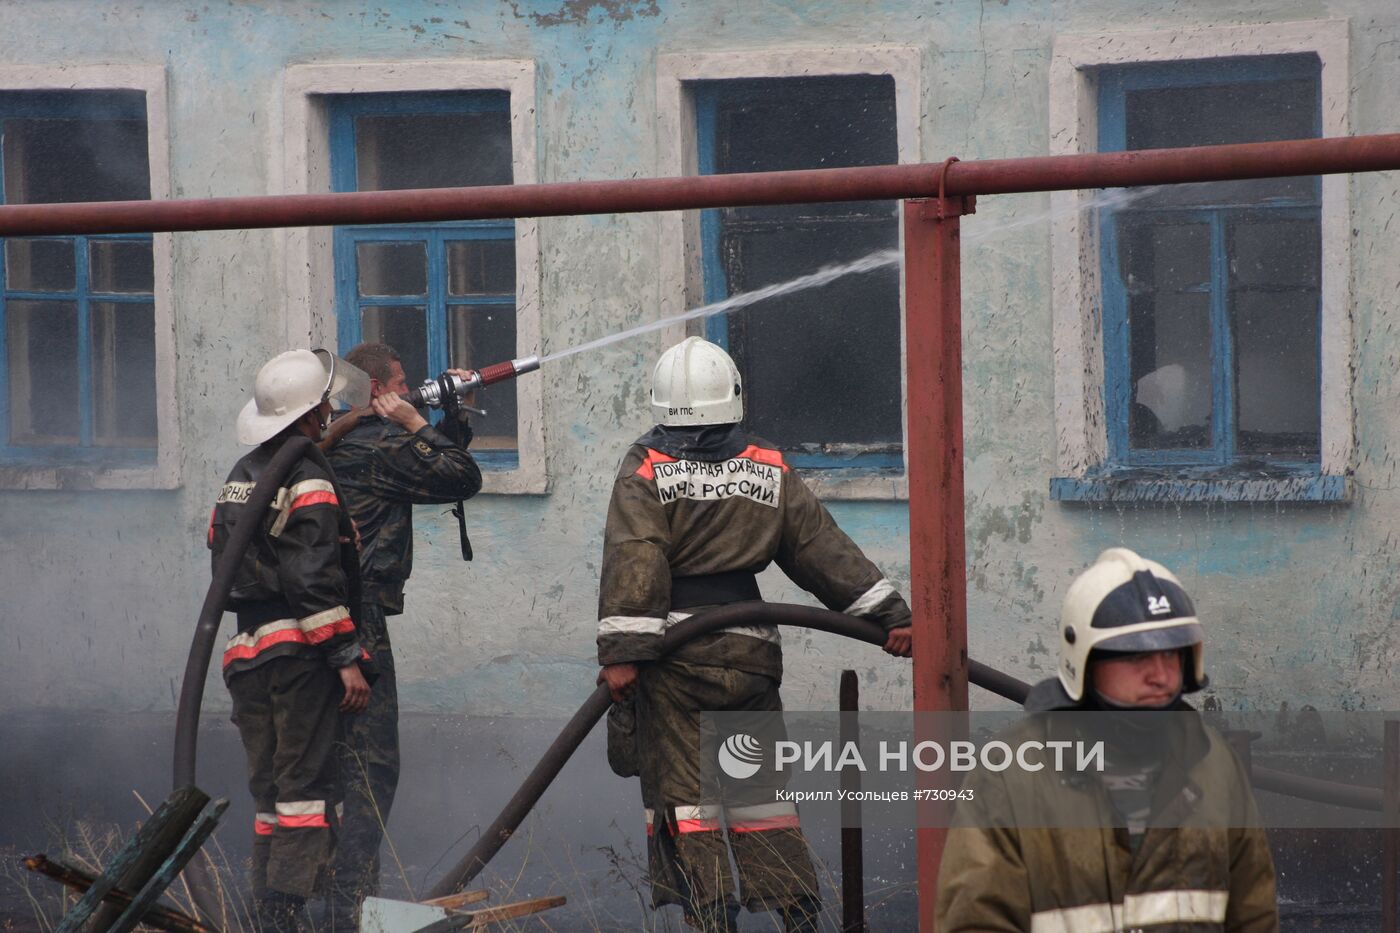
[
  {"left": 936, "top": 548, "right": 1278, "bottom": 931},
  {"left": 208, "top": 349, "right": 372, "bottom": 933},
  {"left": 319, "top": 342, "right": 483, "bottom": 931},
  {"left": 596, "top": 336, "right": 914, "bottom": 932}
]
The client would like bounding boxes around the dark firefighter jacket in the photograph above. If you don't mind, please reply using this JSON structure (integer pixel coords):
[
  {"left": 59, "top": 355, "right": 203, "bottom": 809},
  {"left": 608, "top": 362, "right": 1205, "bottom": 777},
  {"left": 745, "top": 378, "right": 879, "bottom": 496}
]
[
  {"left": 596, "top": 423, "right": 911, "bottom": 682},
  {"left": 325, "top": 413, "right": 481, "bottom": 613},
  {"left": 935, "top": 677, "right": 1279, "bottom": 932},
  {"left": 209, "top": 438, "right": 362, "bottom": 681}
]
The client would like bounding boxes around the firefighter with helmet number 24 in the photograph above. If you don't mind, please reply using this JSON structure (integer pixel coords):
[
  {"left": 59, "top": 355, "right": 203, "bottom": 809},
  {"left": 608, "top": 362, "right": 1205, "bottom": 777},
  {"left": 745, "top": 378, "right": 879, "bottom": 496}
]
[
  {"left": 208, "top": 349, "right": 374, "bottom": 933},
  {"left": 936, "top": 548, "right": 1279, "bottom": 932},
  {"left": 596, "top": 336, "right": 915, "bottom": 932}
]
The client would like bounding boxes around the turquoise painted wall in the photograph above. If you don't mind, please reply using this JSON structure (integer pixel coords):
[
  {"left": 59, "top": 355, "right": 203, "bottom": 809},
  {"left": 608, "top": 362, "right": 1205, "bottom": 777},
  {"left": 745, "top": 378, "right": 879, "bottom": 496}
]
[{"left": 1, "top": 0, "right": 1398, "bottom": 721}]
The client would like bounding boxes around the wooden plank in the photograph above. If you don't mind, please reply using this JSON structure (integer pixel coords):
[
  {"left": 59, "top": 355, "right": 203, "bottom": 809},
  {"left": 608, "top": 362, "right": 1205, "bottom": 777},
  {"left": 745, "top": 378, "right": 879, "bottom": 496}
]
[
  {"left": 21, "top": 855, "right": 216, "bottom": 933},
  {"left": 461, "top": 895, "right": 566, "bottom": 926},
  {"left": 106, "top": 799, "right": 229, "bottom": 933},
  {"left": 420, "top": 890, "right": 490, "bottom": 910},
  {"left": 55, "top": 785, "right": 208, "bottom": 933}
]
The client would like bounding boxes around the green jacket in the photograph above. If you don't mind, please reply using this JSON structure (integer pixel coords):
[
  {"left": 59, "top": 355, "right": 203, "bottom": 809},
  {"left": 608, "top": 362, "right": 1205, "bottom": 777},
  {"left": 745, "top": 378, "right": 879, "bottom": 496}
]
[
  {"left": 597, "top": 424, "right": 910, "bottom": 680},
  {"left": 936, "top": 680, "right": 1278, "bottom": 932}
]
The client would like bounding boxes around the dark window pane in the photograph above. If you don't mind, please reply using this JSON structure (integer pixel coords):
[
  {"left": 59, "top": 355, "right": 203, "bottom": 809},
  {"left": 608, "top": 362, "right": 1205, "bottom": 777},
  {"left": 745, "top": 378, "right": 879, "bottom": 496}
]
[
  {"left": 448, "top": 240, "right": 515, "bottom": 296},
  {"left": 449, "top": 304, "right": 517, "bottom": 448},
  {"left": 357, "top": 242, "right": 427, "bottom": 296},
  {"left": 1129, "top": 292, "right": 1213, "bottom": 450},
  {"left": 5, "top": 238, "right": 75, "bottom": 291},
  {"left": 1121, "top": 67, "right": 1318, "bottom": 207},
  {"left": 713, "top": 75, "right": 897, "bottom": 224},
  {"left": 89, "top": 240, "right": 154, "bottom": 294},
  {"left": 1230, "top": 219, "right": 1319, "bottom": 288},
  {"left": 7, "top": 299, "right": 79, "bottom": 445},
  {"left": 1233, "top": 290, "right": 1320, "bottom": 457},
  {"left": 361, "top": 306, "right": 428, "bottom": 388},
  {"left": 1120, "top": 221, "right": 1210, "bottom": 293},
  {"left": 2, "top": 117, "right": 150, "bottom": 204},
  {"left": 718, "top": 76, "right": 898, "bottom": 171},
  {"left": 704, "top": 75, "right": 900, "bottom": 451},
  {"left": 725, "top": 222, "right": 901, "bottom": 448},
  {"left": 1127, "top": 78, "right": 1316, "bottom": 150},
  {"left": 91, "top": 301, "right": 157, "bottom": 446},
  {"left": 355, "top": 110, "right": 512, "bottom": 191}
]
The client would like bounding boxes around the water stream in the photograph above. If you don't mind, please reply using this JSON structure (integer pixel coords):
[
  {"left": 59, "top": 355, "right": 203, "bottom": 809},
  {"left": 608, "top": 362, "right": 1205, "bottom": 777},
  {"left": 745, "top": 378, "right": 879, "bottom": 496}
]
[{"left": 537, "top": 185, "right": 1160, "bottom": 365}]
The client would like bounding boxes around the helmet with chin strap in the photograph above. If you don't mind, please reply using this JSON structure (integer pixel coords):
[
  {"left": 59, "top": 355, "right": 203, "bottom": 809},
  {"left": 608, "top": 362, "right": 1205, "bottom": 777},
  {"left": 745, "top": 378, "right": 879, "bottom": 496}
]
[{"left": 1058, "top": 548, "right": 1208, "bottom": 703}]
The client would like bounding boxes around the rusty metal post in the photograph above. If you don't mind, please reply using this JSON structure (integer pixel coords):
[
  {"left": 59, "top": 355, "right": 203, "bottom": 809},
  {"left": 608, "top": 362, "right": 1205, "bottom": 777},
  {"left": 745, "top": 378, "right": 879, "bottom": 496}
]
[
  {"left": 904, "top": 179, "right": 974, "bottom": 932},
  {"left": 839, "top": 670, "right": 866, "bottom": 933},
  {"left": 1385, "top": 721, "right": 1399, "bottom": 933}
]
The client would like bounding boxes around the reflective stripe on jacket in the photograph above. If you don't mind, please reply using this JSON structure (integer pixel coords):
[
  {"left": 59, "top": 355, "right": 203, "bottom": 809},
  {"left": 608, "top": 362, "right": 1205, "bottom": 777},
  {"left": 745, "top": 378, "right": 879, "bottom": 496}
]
[{"left": 209, "top": 438, "right": 360, "bottom": 680}]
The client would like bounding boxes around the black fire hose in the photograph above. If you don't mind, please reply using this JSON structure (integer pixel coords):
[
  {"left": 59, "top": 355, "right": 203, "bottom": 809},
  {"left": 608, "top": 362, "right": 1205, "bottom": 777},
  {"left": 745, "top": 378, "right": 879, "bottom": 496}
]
[
  {"left": 426, "top": 603, "right": 1022, "bottom": 899},
  {"left": 172, "top": 434, "right": 361, "bottom": 920}
]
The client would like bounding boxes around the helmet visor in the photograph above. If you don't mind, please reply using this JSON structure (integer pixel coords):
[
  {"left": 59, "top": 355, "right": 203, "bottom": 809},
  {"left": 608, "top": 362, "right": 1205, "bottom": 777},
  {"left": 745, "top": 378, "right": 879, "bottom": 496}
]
[
  {"left": 313, "top": 349, "right": 372, "bottom": 410},
  {"left": 1093, "top": 619, "right": 1203, "bottom": 656}
]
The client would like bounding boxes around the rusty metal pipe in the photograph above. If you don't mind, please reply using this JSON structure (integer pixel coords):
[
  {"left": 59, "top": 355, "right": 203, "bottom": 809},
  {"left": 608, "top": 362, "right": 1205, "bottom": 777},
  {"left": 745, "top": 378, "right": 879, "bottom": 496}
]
[{"left": 1, "top": 134, "right": 1398, "bottom": 237}]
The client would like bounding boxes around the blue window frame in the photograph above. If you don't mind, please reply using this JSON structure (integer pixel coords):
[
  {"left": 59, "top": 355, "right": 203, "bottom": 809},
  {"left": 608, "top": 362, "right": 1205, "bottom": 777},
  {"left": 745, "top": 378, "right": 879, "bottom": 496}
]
[
  {"left": 1098, "top": 56, "right": 1322, "bottom": 473},
  {"left": 694, "top": 76, "right": 902, "bottom": 471},
  {"left": 329, "top": 91, "right": 519, "bottom": 467},
  {"left": 0, "top": 90, "right": 156, "bottom": 464}
]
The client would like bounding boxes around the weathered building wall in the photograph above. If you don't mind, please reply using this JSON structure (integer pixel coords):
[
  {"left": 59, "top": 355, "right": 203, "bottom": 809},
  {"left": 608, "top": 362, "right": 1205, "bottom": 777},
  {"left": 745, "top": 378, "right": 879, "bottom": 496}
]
[
  {"left": 2, "top": 0, "right": 1399, "bottom": 713},
  {"left": 1, "top": 4, "right": 1399, "bottom": 912}
]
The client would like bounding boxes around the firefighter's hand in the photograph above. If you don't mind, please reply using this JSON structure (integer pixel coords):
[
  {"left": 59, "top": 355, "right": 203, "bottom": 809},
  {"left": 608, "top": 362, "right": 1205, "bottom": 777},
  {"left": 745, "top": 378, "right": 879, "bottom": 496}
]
[
  {"left": 339, "top": 518, "right": 362, "bottom": 552},
  {"left": 338, "top": 664, "right": 371, "bottom": 713},
  {"left": 883, "top": 626, "right": 913, "bottom": 658},
  {"left": 371, "top": 391, "right": 429, "bottom": 434},
  {"left": 445, "top": 369, "right": 478, "bottom": 418},
  {"left": 598, "top": 663, "right": 639, "bottom": 703}
]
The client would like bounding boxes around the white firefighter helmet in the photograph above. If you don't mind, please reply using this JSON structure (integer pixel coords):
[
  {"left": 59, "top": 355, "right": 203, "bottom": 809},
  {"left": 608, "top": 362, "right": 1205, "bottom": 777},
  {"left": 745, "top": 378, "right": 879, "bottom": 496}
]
[
  {"left": 236, "top": 348, "right": 371, "bottom": 445},
  {"left": 650, "top": 336, "right": 743, "bottom": 426},
  {"left": 1058, "top": 547, "right": 1207, "bottom": 703}
]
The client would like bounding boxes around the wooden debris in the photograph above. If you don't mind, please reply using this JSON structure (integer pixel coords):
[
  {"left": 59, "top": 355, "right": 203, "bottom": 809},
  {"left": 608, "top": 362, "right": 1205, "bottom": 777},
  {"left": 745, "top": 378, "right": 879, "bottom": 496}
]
[
  {"left": 420, "top": 889, "right": 491, "bottom": 910},
  {"left": 22, "top": 855, "right": 216, "bottom": 933},
  {"left": 458, "top": 895, "right": 568, "bottom": 927}
]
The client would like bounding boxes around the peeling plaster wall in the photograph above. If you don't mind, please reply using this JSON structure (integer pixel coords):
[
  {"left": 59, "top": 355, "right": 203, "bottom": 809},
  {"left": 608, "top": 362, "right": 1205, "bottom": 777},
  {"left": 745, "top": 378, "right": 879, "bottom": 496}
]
[{"left": 0, "top": 0, "right": 1398, "bottom": 731}]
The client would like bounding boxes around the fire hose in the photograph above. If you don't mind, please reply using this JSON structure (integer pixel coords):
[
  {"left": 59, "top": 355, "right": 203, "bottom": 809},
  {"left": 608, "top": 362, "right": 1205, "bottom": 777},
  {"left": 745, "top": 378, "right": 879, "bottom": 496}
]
[
  {"left": 172, "top": 434, "right": 360, "bottom": 922},
  {"left": 425, "top": 605, "right": 1015, "bottom": 898}
]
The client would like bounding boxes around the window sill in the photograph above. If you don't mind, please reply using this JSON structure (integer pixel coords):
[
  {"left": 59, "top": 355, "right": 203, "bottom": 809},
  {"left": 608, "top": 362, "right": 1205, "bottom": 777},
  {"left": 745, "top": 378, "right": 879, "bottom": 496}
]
[
  {"left": 474, "top": 450, "right": 519, "bottom": 471},
  {"left": 0, "top": 457, "right": 176, "bottom": 491},
  {"left": 469, "top": 449, "right": 547, "bottom": 495},
  {"left": 799, "top": 466, "right": 907, "bottom": 501},
  {"left": 1050, "top": 468, "right": 1349, "bottom": 504}
]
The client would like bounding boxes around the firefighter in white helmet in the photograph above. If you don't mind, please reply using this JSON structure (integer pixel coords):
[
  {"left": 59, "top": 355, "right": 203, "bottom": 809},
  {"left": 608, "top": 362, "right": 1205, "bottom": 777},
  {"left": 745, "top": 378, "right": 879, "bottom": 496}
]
[
  {"left": 209, "top": 349, "right": 373, "bottom": 932},
  {"left": 596, "top": 337, "right": 914, "bottom": 932},
  {"left": 937, "top": 548, "right": 1278, "bottom": 931}
]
